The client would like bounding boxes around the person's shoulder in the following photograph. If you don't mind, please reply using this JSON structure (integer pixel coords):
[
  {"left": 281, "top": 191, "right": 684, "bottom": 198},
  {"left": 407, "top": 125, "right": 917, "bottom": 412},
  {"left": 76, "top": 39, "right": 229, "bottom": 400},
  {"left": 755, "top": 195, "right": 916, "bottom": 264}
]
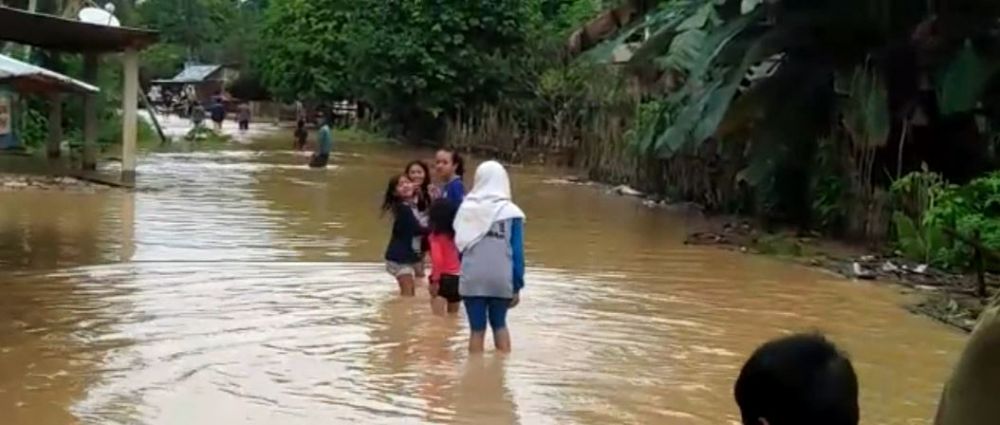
[
  {"left": 446, "top": 178, "right": 464, "bottom": 192},
  {"left": 394, "top": 203, "right": 413, "bottom": 216}
]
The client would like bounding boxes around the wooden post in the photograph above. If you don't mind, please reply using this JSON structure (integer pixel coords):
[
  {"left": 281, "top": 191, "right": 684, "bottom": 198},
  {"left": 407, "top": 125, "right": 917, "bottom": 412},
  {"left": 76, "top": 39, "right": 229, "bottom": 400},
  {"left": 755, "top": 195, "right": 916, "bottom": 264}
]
[
  {"left": 138, "top": 89, "right": 168, "bottom": 144},
  {"left": 83, "top": 54, "right": 99, "bottom": 170},
  {"left": 47, "top": 92, "right": 63, "bottom": 159},
  {"left": 24, "top": 0, "right": 38, "bottom": 58},
  {"left": 120, "top": 192, "right": 135, "bottom": 261},
  {"left": 121, "top": 47, "right": 139, "bottom": 184},
  {"left": 975, "top": 230, "right": 987, "bottom": 299}
]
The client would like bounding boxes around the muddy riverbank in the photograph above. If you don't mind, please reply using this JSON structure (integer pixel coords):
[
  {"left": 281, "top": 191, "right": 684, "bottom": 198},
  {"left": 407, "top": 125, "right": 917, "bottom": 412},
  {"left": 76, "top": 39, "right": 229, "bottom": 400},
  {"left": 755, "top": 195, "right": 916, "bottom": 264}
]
[
  {"left": 684, "top": 219, "right": 996, "bottom": 332},
  {"left": 0, "top": 173, "right": 114, "bottom": 193}
]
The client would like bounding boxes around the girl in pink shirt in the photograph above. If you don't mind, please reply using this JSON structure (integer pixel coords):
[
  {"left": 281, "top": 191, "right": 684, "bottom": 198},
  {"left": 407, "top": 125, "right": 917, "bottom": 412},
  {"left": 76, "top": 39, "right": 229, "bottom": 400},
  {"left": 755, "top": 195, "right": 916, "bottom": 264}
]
[{"left": 428, "top": 198, "right": 462, "bottom": 316}]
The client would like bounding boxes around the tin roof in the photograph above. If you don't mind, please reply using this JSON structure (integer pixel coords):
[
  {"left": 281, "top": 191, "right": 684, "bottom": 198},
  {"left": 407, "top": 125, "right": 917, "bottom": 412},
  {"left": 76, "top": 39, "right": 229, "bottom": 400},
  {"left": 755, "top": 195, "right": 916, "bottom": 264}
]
[
  {"left": 0, "top": 53, "right": 99, "bottom": 94},
  {"left": 0, "top": 6, "right": 157, "bottom": 53},
  {"left": 152, "top": 65, "right": 223, "bottom": 84}
]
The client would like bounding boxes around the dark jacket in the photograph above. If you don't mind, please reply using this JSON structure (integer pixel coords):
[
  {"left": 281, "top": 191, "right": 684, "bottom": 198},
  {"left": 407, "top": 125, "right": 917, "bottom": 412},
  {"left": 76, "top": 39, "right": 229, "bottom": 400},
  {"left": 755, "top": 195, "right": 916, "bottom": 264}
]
[{"left": 384, "top": 204, "right": 424, "bottom": 263}]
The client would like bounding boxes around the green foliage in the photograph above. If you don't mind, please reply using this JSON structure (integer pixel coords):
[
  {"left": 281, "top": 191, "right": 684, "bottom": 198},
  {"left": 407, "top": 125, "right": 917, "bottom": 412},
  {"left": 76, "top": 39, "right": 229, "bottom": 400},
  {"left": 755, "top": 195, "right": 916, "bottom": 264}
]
[
  {"left": 540, "top": 0, "right": 603, "bottom": 36},
  {"left": 140, "top": 43, "right": 188, "bottom": 81},
  {"left": 892, "top": 212, "right": 947, "bottom": 265},
  {"left": 937, "top": 40, "right": 1000, "bottom": 115},
  {"left": 755, "top": 233, "right": 803, "bottom": 257},
  {"left": 627, "top": 99, "right": 669, "bottom": 153},
  {"left": 811, "top": 174, "right": 845, "bottom": 230},
  {"left": 257, "top": 0, "right": 353, "bottom": 101},
  {"left": 138, "top": 0, "right": 237, "bottom": 58},
  {"left": 891, "top": 170, "right": 1000, "bottom": 269},
  {"left": 137, "top": 0, "right": 266, "bottom": 90},
  {"left": 347, "top": 0, "right": 537, "bottom": 118},
  {"left": 841, "top": 65, "right": 891, "bottom": 150},
  {"left": 16, "top": 100, "right": 47, "bottom": 148},
  {"left": 257, "top": 0, "right": 540, "bottom": 117},
  {"left": 924, "top": 172, "right": 1000, "bottom": 268}
]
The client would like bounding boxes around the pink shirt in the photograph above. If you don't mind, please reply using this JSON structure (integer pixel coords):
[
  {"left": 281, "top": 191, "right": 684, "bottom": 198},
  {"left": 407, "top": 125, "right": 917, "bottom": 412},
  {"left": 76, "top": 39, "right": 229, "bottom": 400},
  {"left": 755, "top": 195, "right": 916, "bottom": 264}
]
[{"left": 429, "top": 232, "right": 461, "bottom": 283}]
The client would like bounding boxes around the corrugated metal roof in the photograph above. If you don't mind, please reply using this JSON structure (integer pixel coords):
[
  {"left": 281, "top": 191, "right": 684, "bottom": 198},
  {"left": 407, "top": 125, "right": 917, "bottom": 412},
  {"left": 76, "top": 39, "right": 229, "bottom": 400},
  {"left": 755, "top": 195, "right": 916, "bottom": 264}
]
[
  {"left": 0, "top": 53, "right": 99, "bottom": 93},
  {"left": 154, "top": 64, "right": 222, "bottom": 84},
  {"left": 0, "top": 6, "right": 157, "bottom": 53}
]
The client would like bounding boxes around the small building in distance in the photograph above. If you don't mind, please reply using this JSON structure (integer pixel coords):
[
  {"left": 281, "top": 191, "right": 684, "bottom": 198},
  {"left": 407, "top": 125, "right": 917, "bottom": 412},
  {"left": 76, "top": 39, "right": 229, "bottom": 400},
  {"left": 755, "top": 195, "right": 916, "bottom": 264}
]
[
  {"left": 0, "top": 53, "right": 99, "bottom": 151},
  {"left": 152, "top": 63, "right": 238, "bottom": 106}
]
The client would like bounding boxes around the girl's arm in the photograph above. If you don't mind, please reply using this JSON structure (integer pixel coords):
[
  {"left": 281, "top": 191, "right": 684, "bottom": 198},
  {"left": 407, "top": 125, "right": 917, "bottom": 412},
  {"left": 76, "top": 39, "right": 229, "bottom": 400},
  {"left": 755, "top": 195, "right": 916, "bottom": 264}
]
[{"left": 510, "top": 218, "right": 525, "bottom": 293}]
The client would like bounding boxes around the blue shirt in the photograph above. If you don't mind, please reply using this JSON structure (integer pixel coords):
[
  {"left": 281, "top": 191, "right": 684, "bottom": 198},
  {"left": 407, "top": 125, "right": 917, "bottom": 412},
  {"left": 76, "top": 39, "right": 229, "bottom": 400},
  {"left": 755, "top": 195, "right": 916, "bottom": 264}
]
[
  {"left": 443, "top": 177, "right": 465, "bottom": 204},
  {"left": 510, "top": 218, "right": 525, "bottom": 293},
  {"left": 317, "top": 125, "right": 333, "bottom": 155}
]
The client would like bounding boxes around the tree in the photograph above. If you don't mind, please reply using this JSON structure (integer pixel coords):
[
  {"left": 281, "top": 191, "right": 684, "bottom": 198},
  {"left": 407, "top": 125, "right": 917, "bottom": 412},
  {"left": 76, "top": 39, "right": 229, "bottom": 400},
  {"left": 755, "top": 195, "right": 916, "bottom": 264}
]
[
  {"left": 257, "top": 0, "right": 540, "bottom": 138},
  {"left": 346, "top": 0, "right": 538, "bottom": 138},
  {"left": 256, "top": 0, "right": 354, "bottom": 101}
]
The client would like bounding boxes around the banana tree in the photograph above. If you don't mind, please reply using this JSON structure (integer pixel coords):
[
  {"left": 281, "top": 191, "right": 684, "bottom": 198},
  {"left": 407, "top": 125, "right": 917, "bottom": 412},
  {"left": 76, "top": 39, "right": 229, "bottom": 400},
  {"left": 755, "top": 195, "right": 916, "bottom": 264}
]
[{"left": 580, "top": 0, "right": 1000, "bottom": 228}]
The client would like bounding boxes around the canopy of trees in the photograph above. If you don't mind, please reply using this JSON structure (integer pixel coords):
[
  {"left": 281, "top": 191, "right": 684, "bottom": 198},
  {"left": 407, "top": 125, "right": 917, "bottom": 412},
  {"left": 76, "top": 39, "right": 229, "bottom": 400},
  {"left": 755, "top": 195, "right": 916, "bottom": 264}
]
[{"left": 255, "top": 0, "right": 610, "bottom": 136}]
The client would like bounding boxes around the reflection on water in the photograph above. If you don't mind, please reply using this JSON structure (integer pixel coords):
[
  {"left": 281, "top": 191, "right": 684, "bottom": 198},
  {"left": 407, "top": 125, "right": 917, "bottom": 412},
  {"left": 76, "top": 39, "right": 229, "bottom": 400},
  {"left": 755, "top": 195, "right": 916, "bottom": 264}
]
[{"left": 0, "top": 141, "right": 967, "bottom": 424}]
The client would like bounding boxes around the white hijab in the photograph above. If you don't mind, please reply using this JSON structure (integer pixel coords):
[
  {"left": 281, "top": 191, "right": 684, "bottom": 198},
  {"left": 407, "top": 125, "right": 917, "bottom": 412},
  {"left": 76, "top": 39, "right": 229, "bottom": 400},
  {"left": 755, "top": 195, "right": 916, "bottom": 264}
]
[{"left": 454, "top": 161, "right": 525, "bottom": 252}]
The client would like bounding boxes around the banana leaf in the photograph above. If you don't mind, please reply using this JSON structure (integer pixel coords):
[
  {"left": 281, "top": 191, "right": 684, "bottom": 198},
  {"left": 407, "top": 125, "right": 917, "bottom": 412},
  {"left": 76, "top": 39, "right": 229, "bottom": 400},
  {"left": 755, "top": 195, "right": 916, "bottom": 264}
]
[
  {"left": 937, "top": 40, "right": 999, "bottom": 115},
  {"left": 625, "top": 0, "right": 706, "bottom": 69}
]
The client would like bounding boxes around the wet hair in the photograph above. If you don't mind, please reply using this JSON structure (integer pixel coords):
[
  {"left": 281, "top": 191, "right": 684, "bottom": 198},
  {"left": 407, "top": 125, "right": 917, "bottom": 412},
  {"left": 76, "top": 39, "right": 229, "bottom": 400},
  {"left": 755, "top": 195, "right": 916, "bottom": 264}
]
[
  {"left": 428, "top": 198, "right": 458, "bottom": 236},
  {"left": 438, "top": 148, "right": 465, "bottom": 177},
  {"left": 381, "top": 175, "right": 405, "bottom": 215},
  {"left": 734, "top": 333, "right": 859, "bottom": 425},
  {"left": 404, "top": 160, "right": 431, "bottom": 210}
]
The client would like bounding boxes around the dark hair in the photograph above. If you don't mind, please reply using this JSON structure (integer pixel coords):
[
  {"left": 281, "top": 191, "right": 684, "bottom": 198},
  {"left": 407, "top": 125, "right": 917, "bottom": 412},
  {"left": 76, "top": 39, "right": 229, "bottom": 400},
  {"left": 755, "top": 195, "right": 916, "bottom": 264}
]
[
  {"left": 381, "top": 175, "right": 404, "bottom": 215},
  {"left": 429, "top": 199, "right": 458, "bottom": 236},
  {"left": 438, "top": 148, "right": 465, "bottom": 177},
  {"left": 404, "top": 160, "right": 431, "bottom": 210},
  {"left": 734, "top": 334, "right": 859, "bottom": 425}
]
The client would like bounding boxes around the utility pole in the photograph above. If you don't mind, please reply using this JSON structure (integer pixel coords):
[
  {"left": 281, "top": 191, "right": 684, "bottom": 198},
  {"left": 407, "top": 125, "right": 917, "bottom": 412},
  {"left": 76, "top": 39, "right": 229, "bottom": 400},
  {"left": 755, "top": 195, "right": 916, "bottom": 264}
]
[{"left": 24, "top": 0, "right": 38, "bottom": 58}]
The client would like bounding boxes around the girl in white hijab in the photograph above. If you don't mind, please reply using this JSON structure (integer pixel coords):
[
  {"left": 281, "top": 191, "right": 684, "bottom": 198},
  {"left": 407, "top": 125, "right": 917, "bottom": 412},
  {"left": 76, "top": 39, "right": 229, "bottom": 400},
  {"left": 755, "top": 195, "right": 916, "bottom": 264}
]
[{"left": 454, "top": 161, "right": 526, "bottom": 353}]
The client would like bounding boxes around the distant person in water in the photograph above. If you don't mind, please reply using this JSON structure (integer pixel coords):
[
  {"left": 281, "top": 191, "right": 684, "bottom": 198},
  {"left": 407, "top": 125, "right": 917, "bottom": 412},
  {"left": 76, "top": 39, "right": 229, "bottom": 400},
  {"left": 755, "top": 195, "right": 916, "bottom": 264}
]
[
  {"left": 295, "top": 99, "right": 306, "bottom": 127},
  {"left": 209, "top": 97, "right": 225, "bottom": 131},
  {"left": 382, "top": 175, "right": 425, "bottom": 297},
  {"left": 428, "top": 198, "right": 462, "bottom": 315},
  {"left": 455, "top": 161, "right": 525, "bottom": 353},
  {"left": 309, "top": 115, "right": 333, "bottom": 168},
  {"left": 735, "top": 333, "right": 859, "bottom": 425},
  {"left": 434, "top": 148, "right": 465, "bottom": 204},
  {"left": 191, "top": 103, "right": 206, "bottom": 129},
  {"left": 237, "top": 102, "right": 251, "bottom": 132},
  {"left": 294, "top": 119, "right": 307, "bottom": 150}
]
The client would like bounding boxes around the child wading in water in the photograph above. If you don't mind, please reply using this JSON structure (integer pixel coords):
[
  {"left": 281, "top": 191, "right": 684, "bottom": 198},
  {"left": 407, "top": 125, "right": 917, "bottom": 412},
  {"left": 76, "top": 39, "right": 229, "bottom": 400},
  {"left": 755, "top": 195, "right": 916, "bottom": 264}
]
[
  {"left": 405, "top": 160, "right": 432, "bottom": 280},
  {"left": 455, "top": 161, "right": 525, "bottom": 353},
  {"left": 428, "top": 199, "right": 462, "bottom": 315},
  {"left": 382, "top": 175, "right": 425, "bottom": 296},
  {"left": 434, "top": 148, "right": 465, "bottom": 204}
]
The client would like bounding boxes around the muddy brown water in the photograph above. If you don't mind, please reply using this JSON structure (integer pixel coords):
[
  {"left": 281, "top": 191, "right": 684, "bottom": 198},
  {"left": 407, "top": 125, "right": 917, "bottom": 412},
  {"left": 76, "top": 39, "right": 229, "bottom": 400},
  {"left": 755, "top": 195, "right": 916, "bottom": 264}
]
[{"left": 0, "top": 139, "right": 967, "bottom": 424}]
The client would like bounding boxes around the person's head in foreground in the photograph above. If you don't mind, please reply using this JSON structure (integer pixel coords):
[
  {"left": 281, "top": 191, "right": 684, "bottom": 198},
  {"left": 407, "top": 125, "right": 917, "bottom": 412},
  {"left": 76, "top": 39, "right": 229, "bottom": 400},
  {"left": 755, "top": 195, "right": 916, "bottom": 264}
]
[{"left": 734, "top": 333, "right": 859, "bottom": 425}]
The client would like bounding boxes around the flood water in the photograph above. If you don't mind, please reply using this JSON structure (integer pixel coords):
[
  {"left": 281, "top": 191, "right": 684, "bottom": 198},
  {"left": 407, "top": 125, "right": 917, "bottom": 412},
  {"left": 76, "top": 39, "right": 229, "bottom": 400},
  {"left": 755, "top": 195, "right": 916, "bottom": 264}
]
[{"left": 0, "top": 136, "right": 968, "bottom": 424}]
